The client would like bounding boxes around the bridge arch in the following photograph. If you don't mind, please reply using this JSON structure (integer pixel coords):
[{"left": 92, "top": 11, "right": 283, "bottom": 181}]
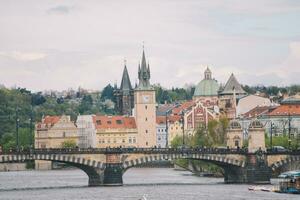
[
  {"left": 270, "top": 155, "right": 300, "bottom": 174},
  {"left": 0, "top": 154, "right": 106, "bottom": 186},
  {"left": 122, "top": 153, "right": 245, "bottom": 171}
]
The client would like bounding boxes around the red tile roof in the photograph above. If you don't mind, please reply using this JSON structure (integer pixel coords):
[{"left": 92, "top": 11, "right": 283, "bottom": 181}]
[
  {"left": 156, "top": 116, "right": 166, "bottom": 124},
  {"left": 156, "top": 115, "right": 182, "bottom": 125},
  {"left": 268, "top": 105, "right": 300, "bottom": 116},
  {"left": 242, "top": 106, "right": 275, "bottom": 118},
  {"left": 93, "top": 115, "right": 137, "bottom": 129},
  {"left": 172, "top": 101, "right": 195, "bottom": 115},
  {"left": 37, "top": 115, "right": 61, "bottom": 128}
]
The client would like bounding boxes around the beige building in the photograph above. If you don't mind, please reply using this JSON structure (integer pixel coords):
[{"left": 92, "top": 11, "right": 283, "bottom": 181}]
[
  {"left": 35, "top": 115, "right": 78, "bottom": 170},
  {"left": 94, "top": 115, "right": 138, "bottom": 148},
  {"left": 134, "top": 50, "right": 157, "bottom": 147},
  {"left": 226, "top": 120, "right": 243, "bottom": 148},
  {"left": 248, "top": 120, "right": 266, "bottom": 153}
]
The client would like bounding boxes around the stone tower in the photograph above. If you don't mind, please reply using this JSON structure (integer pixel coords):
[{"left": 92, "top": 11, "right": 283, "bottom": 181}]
[
  {"left": 115, "top": 63, "right": 134, "bottom": 116},
  {"left": 134, "top": 49, "right": 156, "bottom": 147},
  {"left": 226, "top": 120, "right": 243, "bottom": 148},
  {"left": 248, "top": 120, "right": 266, "bottom": 153}
]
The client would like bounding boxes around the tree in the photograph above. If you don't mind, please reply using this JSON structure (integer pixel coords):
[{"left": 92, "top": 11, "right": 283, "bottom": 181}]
[
  {"left": 61, "top": 139, "right": 77, "bottom": 148},
  {"left": 78, "top": 95, "right": 93, "bottom": 114},
  {"left": 100, "top": 84, "right": 115, "bottom": 102}
]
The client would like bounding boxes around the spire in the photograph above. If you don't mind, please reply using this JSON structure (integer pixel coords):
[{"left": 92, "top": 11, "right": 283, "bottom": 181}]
[
  {"left": 221, "top": 73, "right": 246, "bottom": 95},
  {"left": 204, "top": 66, "right": 212, "bottom": 80},
  {"left": 137, "top": 48, "right": 151, "bottom": 89},
  {"left": 120, "top": 62, "right": 133, "bottom": 93}
]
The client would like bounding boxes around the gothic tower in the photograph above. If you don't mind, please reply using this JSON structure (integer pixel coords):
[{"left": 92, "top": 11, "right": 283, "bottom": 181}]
[
  {"left": 115, "top": 62, "right": 134, "bottom": 116},
  {"left": 134, "top": 49, "right": 156, "bottom": 147}
]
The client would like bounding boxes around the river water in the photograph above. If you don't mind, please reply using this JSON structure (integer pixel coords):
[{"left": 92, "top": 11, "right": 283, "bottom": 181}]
[{"left": 0, "top": 168, "right": 298, "bottom": 200}]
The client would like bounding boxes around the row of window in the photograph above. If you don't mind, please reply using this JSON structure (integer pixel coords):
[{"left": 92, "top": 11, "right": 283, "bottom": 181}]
[{"left": 99, "top": 137, "right": 137, "bottom": 144}]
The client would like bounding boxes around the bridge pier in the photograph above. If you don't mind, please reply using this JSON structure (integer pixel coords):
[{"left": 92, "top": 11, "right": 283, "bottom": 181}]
[
  {"left": 103, "top": 163, "right": 123, "bottom": 186},
  {"left": 223, "top": 154, "right": 272, "bottom": 184}
]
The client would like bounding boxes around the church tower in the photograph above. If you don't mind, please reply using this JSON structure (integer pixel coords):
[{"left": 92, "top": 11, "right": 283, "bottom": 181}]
[
  {"left": 115, "top": 62, "right": 134, "bottom": 116},
  {"left": 134, "top": 49, "right": 156, "bottom": 147}
]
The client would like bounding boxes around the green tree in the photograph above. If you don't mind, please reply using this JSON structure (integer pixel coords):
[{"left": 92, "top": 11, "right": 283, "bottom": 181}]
[{"left": 61, "top": 139, "right": 77, "bottom": 148}]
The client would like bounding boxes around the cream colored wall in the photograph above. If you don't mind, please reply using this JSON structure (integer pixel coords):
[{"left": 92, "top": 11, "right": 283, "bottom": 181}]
[
  {"left": 96, "top": 128, "right": 138, "bottom": 148},
  {"left": 248, "top": 128, "right": 266, "bottom": 153},
  {"left": 226, "top": 129, "right": 243, "bottom": 148},
  {"left": 134, "top": 90, "right": 157, "bottom": 147},
  {"left": 168, "top": 121, "right": 183, "bottom": 144},
  {"left": 34, "top": 116, "right": 79, "bottom": 170}
]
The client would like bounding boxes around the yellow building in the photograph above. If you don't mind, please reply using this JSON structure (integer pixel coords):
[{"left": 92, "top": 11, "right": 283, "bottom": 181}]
[
  {"left": 35, "top": 115, "right": 78, "bottom": 169},
  {"left": 167, "top": 115, "right": 183, "bottom": 145},
  {"left": 94, "top": 116, "right": 138, "bottom": 148}
]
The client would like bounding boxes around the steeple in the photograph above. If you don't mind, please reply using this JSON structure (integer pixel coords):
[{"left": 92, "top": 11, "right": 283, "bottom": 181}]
[
  {"left": 137, "top": 49, "right": 151, "bottom": 89},
  {"left": 120, "top": 61, "right": 133, "bottom": 94},
  {"left": 221, "top": 73, "right": 246, "bottom": 95},
  {"left": 204, "top": 67, "right": 212, "bottom": 80}
]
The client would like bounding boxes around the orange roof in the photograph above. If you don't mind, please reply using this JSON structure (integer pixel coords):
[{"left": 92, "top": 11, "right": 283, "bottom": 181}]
[
  {"left": 172, "top": 101, "right": 195, "bottom": 115},
  {"left": 37, "top": 115, "right": 60, "bottom": 128},
  {"left": 156, "top": 115, "right": 181, "bottom": 125},
  {"left": 242, "top": 106, "right": 274, "bottom": 118},
  {"left": 268, "top": 105, "right": 300, "bottom": 116},
  {"left": 156, "top": 116, "right": 166, "bottom": 124},
  {"left": 93, "top": 115, "right": 137, "bottom": 129},
  {"left": 43, "top": 116, "right": 61, "bottom": 124}
]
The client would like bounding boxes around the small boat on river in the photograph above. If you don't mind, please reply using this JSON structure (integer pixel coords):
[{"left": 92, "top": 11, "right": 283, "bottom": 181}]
[{"left": 277, "top": 170, "right": 300, "bottom": 194}]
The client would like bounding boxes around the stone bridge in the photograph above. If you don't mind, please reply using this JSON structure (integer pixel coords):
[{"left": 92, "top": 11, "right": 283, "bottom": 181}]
[{"left": 0, "top": 148, "right": 300, "bottom": 186}]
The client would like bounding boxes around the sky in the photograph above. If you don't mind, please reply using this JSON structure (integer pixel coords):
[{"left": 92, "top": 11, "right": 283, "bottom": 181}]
[{"left": 0, "top": 0, "right": 300, "bottom": 92}]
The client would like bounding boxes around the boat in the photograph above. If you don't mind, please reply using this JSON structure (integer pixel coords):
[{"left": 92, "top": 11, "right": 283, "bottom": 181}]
[
  {"left": 277, "top": 170, "right": 300, "bottom": 194},
  {"left": 248, "top": 186, "right": 273, "bottom": 192}
]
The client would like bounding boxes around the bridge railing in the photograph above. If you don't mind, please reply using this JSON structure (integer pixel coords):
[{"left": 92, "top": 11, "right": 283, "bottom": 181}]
[{"left": 0, "top": 147, "right": 251, "bottom": 155}]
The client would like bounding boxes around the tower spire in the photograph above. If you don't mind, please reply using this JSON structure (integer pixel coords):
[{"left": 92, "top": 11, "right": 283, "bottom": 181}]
[
  {"left": 137, "top": 46, "right": 151, "bottom": 89},
  {"left": 120, "top": 61, "right": 133, "bottom": 93}
]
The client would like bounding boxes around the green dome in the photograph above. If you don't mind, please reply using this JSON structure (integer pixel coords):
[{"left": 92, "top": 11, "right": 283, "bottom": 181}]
[{"left": 194, "top": 79, "right": 219, "bottom": 96}]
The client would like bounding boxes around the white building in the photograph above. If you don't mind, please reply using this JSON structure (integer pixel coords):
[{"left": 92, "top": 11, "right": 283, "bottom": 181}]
[
  {"left": 237, "top": 94, "right": 273, "bottom": 117},
  {"left": 156, "top": 116, "right": 167, "bottom": 148},
  {"left": 77, "top": 115, "right": 97, "bottom": 148}
]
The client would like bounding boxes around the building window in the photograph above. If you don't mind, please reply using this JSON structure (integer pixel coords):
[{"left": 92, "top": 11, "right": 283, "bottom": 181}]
[
  {"left": 158, "top": 137, "right": 161, "bottom": 141},
  {"left": 133, "top": 137, "right": 136, "bottom": 143},
  {"left": 63, "top": 132, "right": 66, "bottom": 137},
  {"left": 122, "top": 139, "right": 125, "bottom": 143},
  {"left": 113, "top": 139, "right": 117, "bottom": 143},
  {"left": 96, "top": 120, "right": 101, "bottom": 125},
  {"left": 145, "top": 130, "right": 148, "bottom": 133},
  {"left": 107, "top": 120, "right": 112, "bottom": 124},
  {"left": 145, "top": 117, "right": 148, "bottom": 121},
  {"left": 116, "top": 120, "right": 122, "bottom": 124},
  {"left": 158, "top": 129, "right": 160, "bottom": 132},
  {"left": 145, "top": 105, "right": 148, "bottom": 110},
  {"left": 129, "top": 137, "right": 132, "bottom": 143},
  {"left": 146, "top": 142, "right": 148, "bottom": 146},
  {"left": 107, "top": 139, "right": 110, "bottom": 143}
]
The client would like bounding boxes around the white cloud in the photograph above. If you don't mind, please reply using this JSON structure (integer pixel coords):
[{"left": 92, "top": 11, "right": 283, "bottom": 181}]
[{"left": 0, "top": 51, "right": 47, "bottom": 61}]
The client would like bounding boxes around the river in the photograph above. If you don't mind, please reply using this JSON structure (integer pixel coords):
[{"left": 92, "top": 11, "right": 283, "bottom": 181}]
[{"left": 0, "top": 168, "right": 298, "bottom": 200}]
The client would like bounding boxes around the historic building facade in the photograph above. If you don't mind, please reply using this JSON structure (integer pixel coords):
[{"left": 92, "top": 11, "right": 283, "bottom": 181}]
[
  {"left": 193, "top": 67, "right": 219, "bottom": 108},
  {"left": 219, "top": 73, "right": 247, "bottom": 119},
  {"left": 134, "top": 50, "right": 157, "bottom": 147},
  {"left": 77, "top": 115, "right": 97, "bottom": 148},
  {"left": 94, "top": 115, "right": 138, "bottom": 148},
  {"left": 114, "top": 63, "right": 134, "bottom": 116},
  {"left": 35, "top": 115, "right": 79, "bottom": 169}
]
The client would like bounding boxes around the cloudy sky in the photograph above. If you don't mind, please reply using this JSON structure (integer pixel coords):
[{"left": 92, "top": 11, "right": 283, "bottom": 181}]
[{"left": 0, "top": 0, "right": 300, "bottom": 91}]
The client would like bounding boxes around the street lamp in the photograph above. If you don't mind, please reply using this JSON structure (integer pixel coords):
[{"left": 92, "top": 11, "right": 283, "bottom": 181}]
[
  {"left": 180, "top": 111, "right": 185, "bottom": 146},
  {"left": 270, "top": 122, "right": 274, "bottom": 149},
  {"left": 15, "top": 107, "right": 20, "bottom": 152}
]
